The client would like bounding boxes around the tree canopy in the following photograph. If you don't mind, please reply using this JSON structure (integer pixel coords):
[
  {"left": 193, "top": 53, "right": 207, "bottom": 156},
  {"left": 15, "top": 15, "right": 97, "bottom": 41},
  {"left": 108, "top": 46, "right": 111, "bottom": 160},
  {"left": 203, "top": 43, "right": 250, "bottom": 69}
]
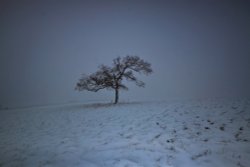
[{"left": 75, "top": 55, "right": 153, "bottom": 104}]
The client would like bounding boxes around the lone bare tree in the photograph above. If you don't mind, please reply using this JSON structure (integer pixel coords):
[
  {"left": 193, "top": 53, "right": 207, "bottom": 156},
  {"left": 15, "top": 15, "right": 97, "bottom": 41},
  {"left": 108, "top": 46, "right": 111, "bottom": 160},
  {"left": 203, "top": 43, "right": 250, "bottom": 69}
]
[{"left": 75, "top": 55, "right": 153, "bottom": 104}]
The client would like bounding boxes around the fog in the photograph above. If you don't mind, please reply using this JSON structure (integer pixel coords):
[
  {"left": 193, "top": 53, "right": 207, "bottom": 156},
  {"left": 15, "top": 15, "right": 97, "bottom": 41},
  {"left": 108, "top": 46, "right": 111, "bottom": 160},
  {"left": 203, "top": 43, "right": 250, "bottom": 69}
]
[{"left": 1, "top": 0, "right": 250, "bottom": 108}]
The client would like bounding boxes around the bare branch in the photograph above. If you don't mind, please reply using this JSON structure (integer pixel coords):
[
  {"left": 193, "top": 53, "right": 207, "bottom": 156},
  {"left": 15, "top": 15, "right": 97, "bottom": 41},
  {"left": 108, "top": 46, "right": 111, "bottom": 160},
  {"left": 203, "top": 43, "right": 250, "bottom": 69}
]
[{"left": 75, "top": 55, "right": 153, "bottom": 103}]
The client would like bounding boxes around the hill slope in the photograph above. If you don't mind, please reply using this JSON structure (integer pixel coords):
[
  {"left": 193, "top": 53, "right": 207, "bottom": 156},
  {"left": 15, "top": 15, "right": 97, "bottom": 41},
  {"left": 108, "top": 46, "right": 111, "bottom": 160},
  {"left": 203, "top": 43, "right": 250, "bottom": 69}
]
[{"left": 0, "top": 99, "right": 250, "bottom": 167}]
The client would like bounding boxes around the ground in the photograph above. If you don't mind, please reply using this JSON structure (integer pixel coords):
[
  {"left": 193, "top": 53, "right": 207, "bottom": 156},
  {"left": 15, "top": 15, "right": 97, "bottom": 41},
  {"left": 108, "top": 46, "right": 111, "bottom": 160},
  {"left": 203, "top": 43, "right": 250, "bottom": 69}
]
[{"left": 0, "top": 99, "right": 250, "bottom": 167}]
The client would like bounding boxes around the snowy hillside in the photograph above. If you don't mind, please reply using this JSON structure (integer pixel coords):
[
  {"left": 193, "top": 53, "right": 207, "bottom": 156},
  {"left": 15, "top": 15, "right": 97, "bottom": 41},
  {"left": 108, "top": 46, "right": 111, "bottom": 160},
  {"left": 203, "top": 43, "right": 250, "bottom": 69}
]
[{"left": 0, "top": 99, "right": 250, "bottom": 167}]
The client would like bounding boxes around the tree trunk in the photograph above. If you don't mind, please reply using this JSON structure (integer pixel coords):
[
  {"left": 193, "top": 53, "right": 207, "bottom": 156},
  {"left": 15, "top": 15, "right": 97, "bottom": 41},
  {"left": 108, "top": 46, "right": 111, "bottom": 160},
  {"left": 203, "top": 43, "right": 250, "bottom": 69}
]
[{"left": 114, "top": 88, "right": 119, "bottom": 104}]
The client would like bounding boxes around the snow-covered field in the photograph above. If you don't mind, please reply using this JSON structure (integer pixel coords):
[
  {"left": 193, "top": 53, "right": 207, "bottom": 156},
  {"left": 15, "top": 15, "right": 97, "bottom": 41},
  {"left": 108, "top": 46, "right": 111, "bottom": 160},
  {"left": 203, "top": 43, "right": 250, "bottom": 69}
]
[{"left": 0, "top": 99, "right": 250, "bottom": 167}]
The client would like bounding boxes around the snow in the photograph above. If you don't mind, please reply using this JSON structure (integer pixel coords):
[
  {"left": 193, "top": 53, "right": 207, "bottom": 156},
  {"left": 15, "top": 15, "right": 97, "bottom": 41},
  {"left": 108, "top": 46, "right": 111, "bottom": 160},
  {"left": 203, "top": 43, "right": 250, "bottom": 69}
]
[{"left": 0, "top": 99, "right": 250, "bottom": 167}]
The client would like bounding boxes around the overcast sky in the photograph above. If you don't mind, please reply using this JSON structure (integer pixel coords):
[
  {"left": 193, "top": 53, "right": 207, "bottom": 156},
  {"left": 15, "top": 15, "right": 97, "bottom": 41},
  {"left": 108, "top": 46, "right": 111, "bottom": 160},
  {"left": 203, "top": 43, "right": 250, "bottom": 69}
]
[{"left": 1, "top": 0, "right": 250, "bottom": 108}]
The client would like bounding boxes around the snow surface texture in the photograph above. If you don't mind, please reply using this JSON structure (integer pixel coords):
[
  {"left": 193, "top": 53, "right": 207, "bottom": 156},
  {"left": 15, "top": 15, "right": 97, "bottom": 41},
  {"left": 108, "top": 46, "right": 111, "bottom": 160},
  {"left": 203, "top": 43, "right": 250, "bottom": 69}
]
[{"left": 0, "top": 99, "right": 250, "bottom": 167}]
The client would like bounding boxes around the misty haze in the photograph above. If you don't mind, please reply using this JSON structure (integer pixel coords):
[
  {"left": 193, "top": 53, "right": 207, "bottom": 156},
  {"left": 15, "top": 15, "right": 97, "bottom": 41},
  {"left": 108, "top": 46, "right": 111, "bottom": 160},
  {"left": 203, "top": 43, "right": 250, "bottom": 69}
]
[{"left": 0, "top": 0, "right": 250, "bottom": 167}]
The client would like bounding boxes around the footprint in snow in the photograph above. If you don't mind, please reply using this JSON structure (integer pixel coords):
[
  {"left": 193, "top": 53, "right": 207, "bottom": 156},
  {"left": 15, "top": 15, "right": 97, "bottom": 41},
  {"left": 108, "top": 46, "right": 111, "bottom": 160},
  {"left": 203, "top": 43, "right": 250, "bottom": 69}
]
[{"left": 113, "top": 159, "right": 143, "bottom": 167}]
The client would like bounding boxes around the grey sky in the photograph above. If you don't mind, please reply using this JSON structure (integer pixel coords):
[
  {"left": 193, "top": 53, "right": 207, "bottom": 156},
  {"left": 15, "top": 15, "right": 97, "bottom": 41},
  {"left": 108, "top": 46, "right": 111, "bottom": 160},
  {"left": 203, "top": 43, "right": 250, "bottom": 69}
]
[{"left": 1, "top": 0, "right": 250, "bottom": 108}]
